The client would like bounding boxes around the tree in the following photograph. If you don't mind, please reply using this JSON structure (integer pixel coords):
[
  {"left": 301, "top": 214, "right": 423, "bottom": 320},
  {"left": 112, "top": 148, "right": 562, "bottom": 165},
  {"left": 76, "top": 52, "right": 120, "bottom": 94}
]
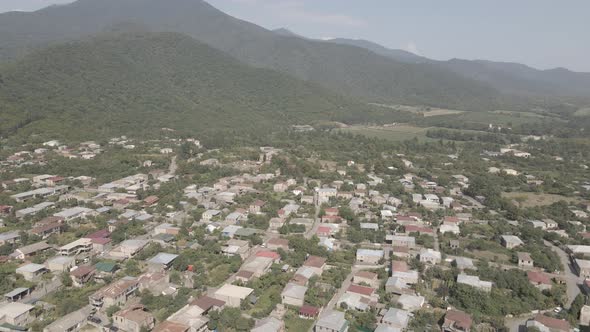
[
  {"left": 106, "top": 305, "right": 121, "bottom": 317},
  {"left": 60, "top": 271, "right": 72, "bottom": 287}
]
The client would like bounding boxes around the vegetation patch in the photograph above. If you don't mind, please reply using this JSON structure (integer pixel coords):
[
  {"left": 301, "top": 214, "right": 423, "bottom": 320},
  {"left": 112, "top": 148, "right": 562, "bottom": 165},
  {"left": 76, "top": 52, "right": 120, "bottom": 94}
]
[{"left": 502, "top": 192, "right": 581, "bottom": 208}]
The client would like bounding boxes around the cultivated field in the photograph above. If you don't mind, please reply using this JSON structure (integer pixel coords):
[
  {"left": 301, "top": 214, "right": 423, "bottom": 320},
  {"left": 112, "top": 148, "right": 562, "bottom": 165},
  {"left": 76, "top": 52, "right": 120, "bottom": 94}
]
[{"left": 339, "top": 124, "right": 434, "bottom": 142}]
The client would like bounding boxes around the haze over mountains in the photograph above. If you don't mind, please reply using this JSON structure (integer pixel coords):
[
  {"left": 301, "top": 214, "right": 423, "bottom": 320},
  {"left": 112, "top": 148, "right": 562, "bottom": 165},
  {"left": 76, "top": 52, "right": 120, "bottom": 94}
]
[{"left": 0, "top": 0, "right": 588, "bottom": 140}]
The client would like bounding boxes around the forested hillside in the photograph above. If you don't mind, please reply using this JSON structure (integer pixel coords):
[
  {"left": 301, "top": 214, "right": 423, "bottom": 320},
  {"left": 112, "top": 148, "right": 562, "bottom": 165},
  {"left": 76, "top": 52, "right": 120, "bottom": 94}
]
[{"left": 0, "top": 32, "right": 406, "bottom": 140}]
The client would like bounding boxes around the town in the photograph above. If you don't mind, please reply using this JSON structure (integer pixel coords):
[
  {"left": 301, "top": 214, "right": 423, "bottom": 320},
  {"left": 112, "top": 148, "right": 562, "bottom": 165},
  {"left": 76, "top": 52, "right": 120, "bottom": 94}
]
[{"left": 0, "top": 131, "right": 589, "bottom": 332}]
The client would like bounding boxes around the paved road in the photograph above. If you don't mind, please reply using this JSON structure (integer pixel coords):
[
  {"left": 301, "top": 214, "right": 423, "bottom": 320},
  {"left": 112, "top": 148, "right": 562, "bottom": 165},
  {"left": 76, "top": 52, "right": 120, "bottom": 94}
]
[
  {"left": 544, "top": 240, "right": 581, "bottom": 308},
  {"left": 169, "top": 155, "right": 178, "bottom": 175},
  {"left": 325, "top": 267, "right": 359, "bottom": 310},
  {"left": 304, "top": 203, "right": 321, "bottom": 239}
]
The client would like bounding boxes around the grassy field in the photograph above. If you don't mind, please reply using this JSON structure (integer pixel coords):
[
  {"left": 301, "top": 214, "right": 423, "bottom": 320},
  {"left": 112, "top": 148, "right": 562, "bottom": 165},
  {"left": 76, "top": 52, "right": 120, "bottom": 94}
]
[
  {"left": 423, "top": 109, "right": 465, "bottom": 117},
  {"left": 574, "top": 107, "right": 590, "bottom": 117},
  {"left": 502, "top": 192, "right": 581, "bottom": 207},
  {"left": 339, "top": 124, "right": 434, "bottom": 142}
]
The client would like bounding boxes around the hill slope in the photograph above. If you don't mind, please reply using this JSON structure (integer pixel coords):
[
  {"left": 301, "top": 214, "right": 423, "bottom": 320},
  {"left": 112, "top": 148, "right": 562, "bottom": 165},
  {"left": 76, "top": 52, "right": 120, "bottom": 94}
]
[
  {"left": 0, "top": 0, "right": 504, "bottom": 111},
  {"left": 0, "top": 32, "right": 399, "bottom": 140},
  {"left": 327, "top": 38, "right": 590, "bottom": 98}
]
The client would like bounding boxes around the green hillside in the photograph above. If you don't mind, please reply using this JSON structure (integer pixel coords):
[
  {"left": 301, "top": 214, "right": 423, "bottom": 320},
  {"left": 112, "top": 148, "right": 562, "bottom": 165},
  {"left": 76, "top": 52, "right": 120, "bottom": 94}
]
[
  {"left": 0, "top": 0, "right": 507, "bottom": 111},
  {"left": 0, "top": 32, "right": 408, "bottom": 140}
]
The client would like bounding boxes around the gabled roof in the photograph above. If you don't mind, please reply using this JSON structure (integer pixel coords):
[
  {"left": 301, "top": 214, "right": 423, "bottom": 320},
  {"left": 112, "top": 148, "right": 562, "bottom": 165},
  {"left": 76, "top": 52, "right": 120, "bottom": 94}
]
[
  {"left": 303, "top": 255, "right": 326, "bottom": 268},
  {"left": 191, "top": 295, "right": 225, "bottom": 312}
]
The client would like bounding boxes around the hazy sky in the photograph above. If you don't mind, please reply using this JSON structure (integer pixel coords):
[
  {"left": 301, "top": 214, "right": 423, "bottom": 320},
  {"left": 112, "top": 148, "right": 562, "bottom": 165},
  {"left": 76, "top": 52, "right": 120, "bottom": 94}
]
[{"left": 2, "top": 0, "right": 588, "bottom": 72}]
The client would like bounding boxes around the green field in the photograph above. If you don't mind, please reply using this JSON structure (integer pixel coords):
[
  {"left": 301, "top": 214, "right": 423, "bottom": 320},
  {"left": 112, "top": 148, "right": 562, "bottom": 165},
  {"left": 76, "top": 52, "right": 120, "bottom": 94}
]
[{"left": 339, "top": 125, "right": 434, "bottom": 142}]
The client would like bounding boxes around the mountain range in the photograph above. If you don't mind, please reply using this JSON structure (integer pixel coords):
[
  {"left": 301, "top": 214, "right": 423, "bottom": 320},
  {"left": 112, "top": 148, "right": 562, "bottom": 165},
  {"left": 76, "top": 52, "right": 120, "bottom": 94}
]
[
  {"left": 0, "top": 0, "right": 587, "bottom": 140},
  {"left": 325, "top": 37, "right": 590, "bottom": 97}
]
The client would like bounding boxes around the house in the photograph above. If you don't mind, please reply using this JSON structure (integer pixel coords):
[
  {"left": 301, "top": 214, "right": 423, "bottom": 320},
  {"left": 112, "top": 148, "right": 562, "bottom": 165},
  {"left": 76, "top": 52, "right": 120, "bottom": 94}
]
[
  {"left": 381, "top": 308, "right": 410, "bottom": 330},
  {"left": 527, "top": 271, "right": 552, "bottom": 290},
  {"left": 574, "top": 259, "right": 590, "bottom": 278},
  {"left": 419, "top": 248, "right": 442, "bottom": 264},
  {"left": 113, "top": 239, "right": 149, "bottom": 259},
  {"left": 352, "top": 271, "right": 379, "bottom": 288},
  {"left": 152, "top": 321, "right": 190, "bottom": 332},
  {"left": 299, "top": 305, "right": 321, "bottom": 319},
  {"left": 0, "top": 302, "right": 35, "bottom": 327},
  {"left": 222, "top": 239, "right": 250, "bottom": 259},
  {"left": 58, "top": 238, "right": 93, "bottom": 256},
  {"left": 191, "top": 295, "right": 225, "bottom": 314},
  {"left": 12, "top": 241, "right": 52, "bottom": 260},
  {"left": 314, "top": 188, "right": 337, "bottom": 205},
  {"left": 213, "top": 284, "right": 254, "bottom": 307},
  {"left": 439, "top": 224, "right": 460, "bottom": 235},
  {"left": 303, "top": 256, "right": 327, "bottom": 276},
  {"left": 0, "top": 231, "right": 20, "bottom": 245},
  {"left": 4, "top": 288, "right": 31, "bottom": 302},
  {"left": 454, "top": 257, "right": 475, "bottom": 271},
  {"left": 240, "top": 256, "right": 274, "bottom": 277},
  {"left": 356, "top": 249, "right": 384, "bottom": 264},
  {"left": 89, "top": 277, "right": 139, "bottom": 309},
  {"left": 526, "top": 314, "right": 570, "bottom": 332},
  {"left": 46, "top": 255, "right": 75, "bottom": 272},
  {"left": 385, "top": 277, "right": 409, "bottom": 295},
  {"left": 43, "top": 305, "right": 93, "bottom": 332},
  {"left": 315, "top": 311, "right": 349, "bottom": 332},
  {"left": 16, "top": 263, "right": 47, "bottom": 281},
  {"left": 154, "top": 223, "right": 181, "bottom": 236},
  {"left": 31, "top": 223, "right": 64, "bottom": 239},
  {"left": 266, "top": 238, "right": 289, "bottom": 251},
  {"left": 70, "top": 266, "right": 96, "bottom": 287},
  {"left": 281, "top": 283, "right": 308, "bottom": 307},
  {"left": 112, "top": 305, "right": 156, "bottom": 332},
  {"left": 442, "top": 310, "right": 473, "bottom": 332},
  {"left": 95, "top": 262, "right": 118, "bottom": 282},
  {"left": 501, "top": 235, "right": 524, "bottom": 249},
  {"left": 397, "top": 294, "right": 425, "bottom": 312},
  {"left": 249, "top": 200, "right": 266, "bottom": 214},
  {"left": 518, "top": 252, "right": 534, "bottom": 268},
  {"left": 387, "top": 235, "right": 415, "bottom": 248},
  {"left": 143, "top": 195, "right": 160, "bottom": 207},
  {"left": 456, "top": 274, "right": 492, "bottom": 292},
  {"left": 53, "top": 207, "right": 94, "bottom": 222},
  {"left": 252, "top": 317, "right": 284, "bottom": 332},
  {"left": 147, "top": 253, "right": 179, "bottom": 271}
]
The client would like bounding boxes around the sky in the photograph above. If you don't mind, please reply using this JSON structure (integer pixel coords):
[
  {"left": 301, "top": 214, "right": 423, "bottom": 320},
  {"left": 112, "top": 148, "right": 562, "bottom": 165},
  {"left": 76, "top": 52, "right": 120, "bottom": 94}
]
[{"left": 1, "top": 0, "right": 588, "bottom": 72}]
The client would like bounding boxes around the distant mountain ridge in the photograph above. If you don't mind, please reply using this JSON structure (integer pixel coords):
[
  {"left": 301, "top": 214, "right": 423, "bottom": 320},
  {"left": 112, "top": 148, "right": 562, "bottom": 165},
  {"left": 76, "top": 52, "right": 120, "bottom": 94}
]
[
  {"left": 326, "top": 37, "right": 590, "bottom": 97},
  {"left": 0, "top": 0, "right": 507, "bottom": 111}
]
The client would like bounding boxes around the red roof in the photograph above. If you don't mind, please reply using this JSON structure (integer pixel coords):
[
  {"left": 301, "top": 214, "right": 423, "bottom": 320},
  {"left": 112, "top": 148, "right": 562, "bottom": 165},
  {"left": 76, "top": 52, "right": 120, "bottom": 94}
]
[
  {"left": 396, "top": 216, "right": 414, "bottom": 222},
  {"left": 267, "top": 238, "right": 289, "bottom": 247},
  {"left": 391, "top": 260, "right": 409, "bottom": 272},
  {"left": 299, "top": 305, "right": 320, "bottom": 317},
  {"left": 527, "top": 271, "right": 552, "bottom": 285},
  {"left": 444, "top": 216, "right": 460, "bottom": 224},
  {"left": 582, "top": 233, "right": 590, "bottom": 239},
  {"left": 444, "top": 310, "right": 472, "bottom": 330},
  {"left": 534, "top": 314, "right": 570, "bottom": 331},
  {"left": 256, "top": 251, "right": 280, "bottom": 260},
  {"left": 191, "top": 295, "right": 225, "bottom": 311},
  {"left": 347, "top": 284, "right": 375, "bottom": 296},
  {"left": 304, "top": 255, "right": 326, "bottom": 268},
  {"left": 85, "top": 229, "right": 110, "bottom": 239},
  {"left": 317, "top": 226, "right": 332, "bottom": 235},
  {"left": 70, "top": 265, "right": 96, "bottom": 277},
  {"left": 405, "top": 225, "right": 434, "bottom": 234},
  {"left": 91, "top": 237, "right": 112, "bottom": 245}
]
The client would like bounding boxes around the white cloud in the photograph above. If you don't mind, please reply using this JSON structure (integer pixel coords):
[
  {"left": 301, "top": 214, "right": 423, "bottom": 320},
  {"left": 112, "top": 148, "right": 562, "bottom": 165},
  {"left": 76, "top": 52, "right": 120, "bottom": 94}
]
[{"left": 404, "top": 41, "right": 420, "bottom": 55}]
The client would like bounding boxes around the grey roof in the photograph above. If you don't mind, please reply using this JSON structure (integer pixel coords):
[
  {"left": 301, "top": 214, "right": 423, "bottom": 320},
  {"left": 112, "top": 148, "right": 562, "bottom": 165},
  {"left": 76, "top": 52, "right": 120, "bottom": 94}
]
[
  {"left": 316, "top": 311, "right": 348, "bottom": 331},
  {"left": 0, "top": 231, "right": 20, "bottom": 242},
  {"left": 383, "top": 308, "right": 410, "bottom": 327},
  {"left": 147, "top": 253, "right": 179, "bottom": 265},
  {"left": 357, "top": 249, "right": 384, "bottom": 257},
  {"left": 16, "top": 263, "right": 46, "bottom": 273},
  {"left": 4, "top": 288, "right": 29, "bottom": 298},
  {"left": 47, "top": 256, "right": 75, "bottom": 265},
  {"left": 281, "top": 283, "right": 307, "bottom": 299},
  {"left": 43, "top": 306, "right": 93, "bottom": 332}
]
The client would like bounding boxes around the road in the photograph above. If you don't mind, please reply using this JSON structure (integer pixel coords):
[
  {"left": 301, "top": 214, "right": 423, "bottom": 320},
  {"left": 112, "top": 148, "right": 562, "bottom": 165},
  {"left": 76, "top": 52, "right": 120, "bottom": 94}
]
[
  {"left": 169, "top": 155, "right": 178, "bottom": 175},
  {"left": 544, "top": 240, "right": 581, "bottom": 308},
  {"left": 304, "top": 202, "right": 321, "bottom": 239},
  {"left": 325, "top": 267, "right": 359, "bottom": 310}
]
